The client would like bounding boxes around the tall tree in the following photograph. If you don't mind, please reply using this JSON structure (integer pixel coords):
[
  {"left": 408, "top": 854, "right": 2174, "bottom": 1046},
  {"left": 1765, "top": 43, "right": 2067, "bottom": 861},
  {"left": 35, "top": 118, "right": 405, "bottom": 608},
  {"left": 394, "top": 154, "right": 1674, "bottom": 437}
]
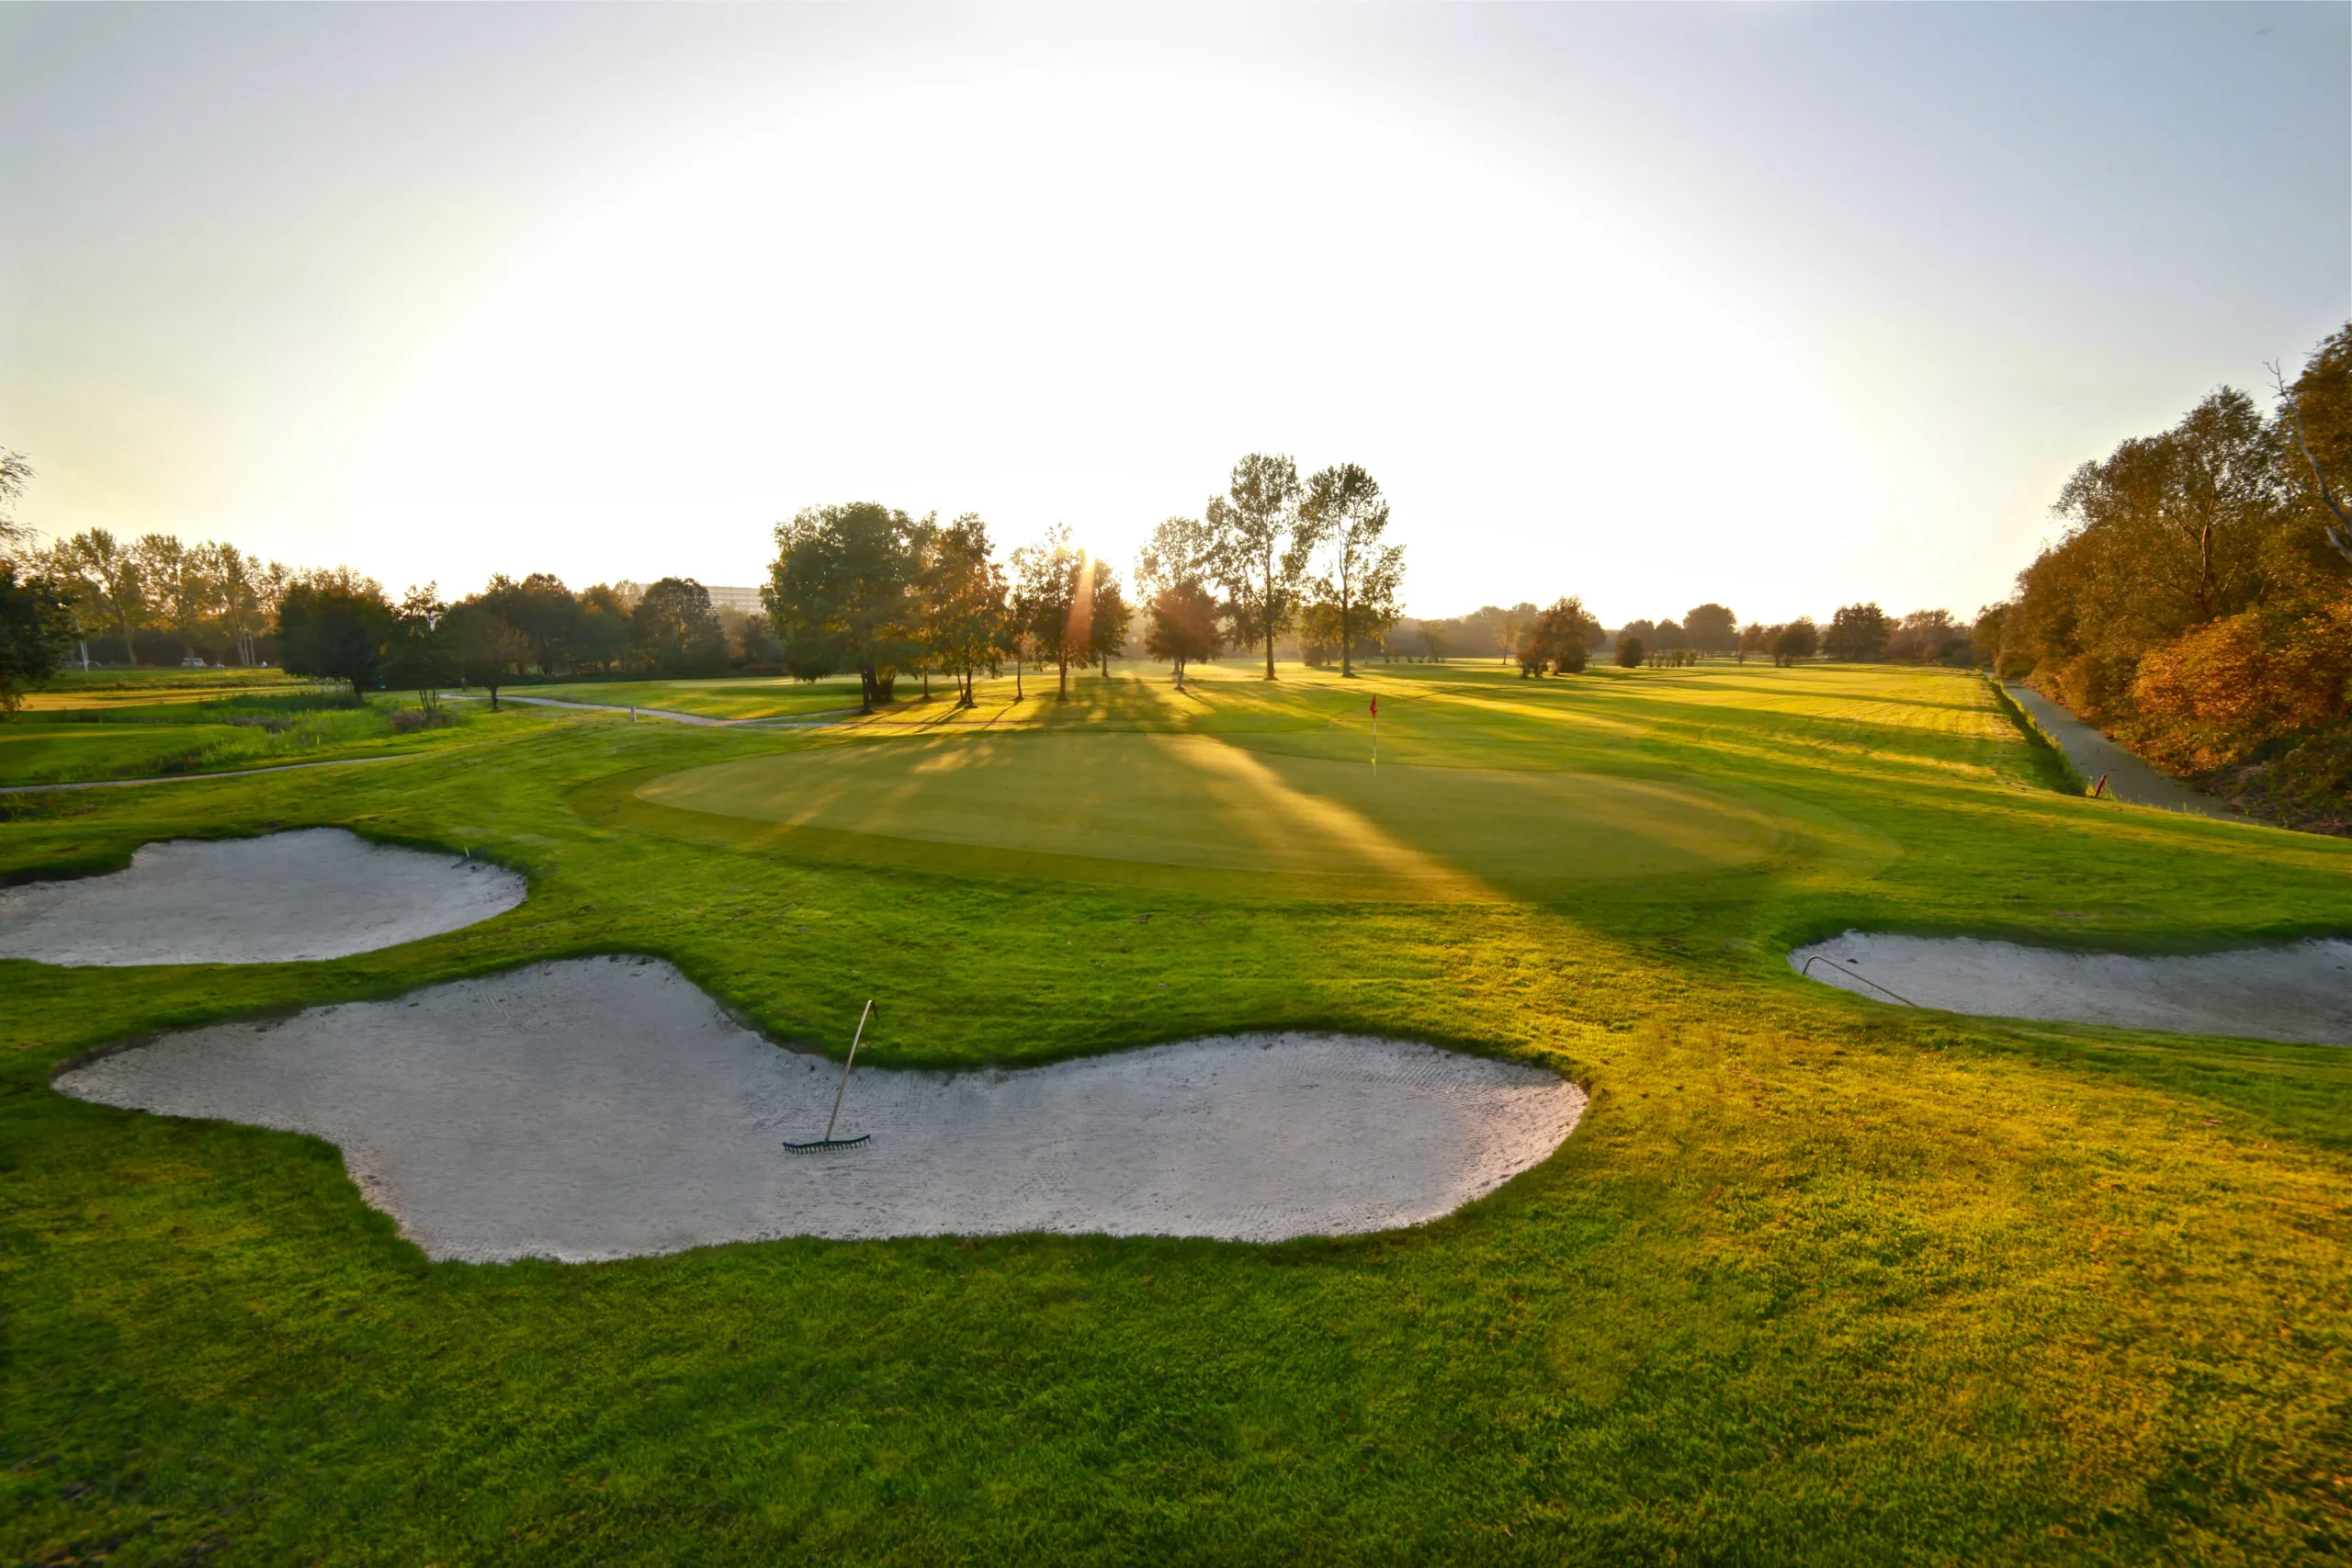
[
  {"left": 1087, "top": 558, "right": 1130, "bottom": 675},
  {"left": 0, "top": 561, "right": 75, "bottom": 716},
  {"left": 444, "top": 599, "right": 528, "bottom": 708},
  {"left": 1301, "top": 463, "right": 1403, "bottom": 678},
  {"left": 481, "top": 572, "right": 582, "bottom": 674},
  {"left": 0, "top": 448, "right": 32, "bottom": 554},
  {"left": 206, "top": 544, "right": 267, "bottom": 666},
  {"left": 1823, "top": 603, "right": 1892, "bottom": 661},
  {"left": 382, "top": 584, "right": 458, "bottom": 721},
  {"left": 277, "top": 571, "right": 392, "bottom": 695},
  {"left": 575, "top": 584, "right": 636, "bottom": 671},
  {"left": 135, "top": 535, "right": 220, "bottom": 661},
  {"left": 1010, "top": 525, "right": 1091, "bottom": 700},
  {"left": 1136, "top": 516, "right": 1223, "bottom": 690},
  {"left": 765, "top": 502, "right": 922, "bottom": 711},
  {"left": 918, "top": 514, "right": 1008, "bottom": 706},
  {"left": 632, "top": 578, "right": 728, "bottom": 675},
  {"left": 1773, "top": 617, "right": 1819, "bottom": 665},
  {"left": 1208, "top": 453, "right": 1316, "bottom": 679},
  {"left": 1683, "top": 603, "right": 1738, "bottom": 654},
  {"left": 53, "top": 530, "right": 142, "bottom": 661}
]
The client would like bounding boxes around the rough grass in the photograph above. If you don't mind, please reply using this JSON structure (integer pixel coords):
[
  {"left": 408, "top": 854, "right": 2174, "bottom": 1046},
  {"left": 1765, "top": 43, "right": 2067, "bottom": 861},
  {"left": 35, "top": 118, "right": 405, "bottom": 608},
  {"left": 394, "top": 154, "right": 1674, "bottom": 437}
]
[
  {"left": 5, "top": 660, "right": 2349, "bottom": 1565},
  {"left": 0, "top": 689, "right": 539, "bottom": 788}
]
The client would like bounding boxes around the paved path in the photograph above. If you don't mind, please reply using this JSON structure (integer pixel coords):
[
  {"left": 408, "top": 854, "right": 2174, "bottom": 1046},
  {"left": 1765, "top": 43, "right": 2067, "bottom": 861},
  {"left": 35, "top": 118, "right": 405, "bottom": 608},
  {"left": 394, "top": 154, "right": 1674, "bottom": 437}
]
[
  {"left": 2004, "top": 683, "right": 2241, "bottom": 820},
  {"left": 0, "top": 753, "right": 411, "bottom": 796},
  {"left": 459, "top": 694, "right": 861, "bottom": 728}
]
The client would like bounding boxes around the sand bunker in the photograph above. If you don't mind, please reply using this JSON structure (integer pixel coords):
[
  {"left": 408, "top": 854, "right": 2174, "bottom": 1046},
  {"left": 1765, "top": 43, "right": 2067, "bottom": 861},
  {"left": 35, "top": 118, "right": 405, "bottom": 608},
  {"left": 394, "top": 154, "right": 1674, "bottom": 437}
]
[
  {"left": 1792, "top": 930, "right": 2352, "bottom": 1044},
  {"left": 0, "top": 828, "right": 526, "bottom": 966},
  {"left": 54, "top": 956, "right": 1585, "bottom": 1261}
]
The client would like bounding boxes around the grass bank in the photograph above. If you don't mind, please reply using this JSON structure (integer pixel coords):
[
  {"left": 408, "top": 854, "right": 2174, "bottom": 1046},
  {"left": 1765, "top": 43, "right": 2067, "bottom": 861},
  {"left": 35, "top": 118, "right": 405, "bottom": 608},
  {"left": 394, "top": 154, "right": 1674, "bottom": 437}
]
[{"left": 5, "top": 660, "right": 2347, "bottom": 1564}]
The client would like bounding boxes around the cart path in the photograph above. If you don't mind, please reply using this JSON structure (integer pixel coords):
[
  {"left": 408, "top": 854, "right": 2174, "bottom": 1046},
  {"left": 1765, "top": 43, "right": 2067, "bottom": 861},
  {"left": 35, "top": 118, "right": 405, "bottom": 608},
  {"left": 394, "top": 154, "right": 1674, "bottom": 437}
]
[
  {"left": 2004, "top": 683, "right": 2240, "bottom": 819},
  {"left": 458, "top": 694, "right": 863, "bottom": 728},
  {"left": 0, "top": 752, "right": 413, "bottom": 795}
]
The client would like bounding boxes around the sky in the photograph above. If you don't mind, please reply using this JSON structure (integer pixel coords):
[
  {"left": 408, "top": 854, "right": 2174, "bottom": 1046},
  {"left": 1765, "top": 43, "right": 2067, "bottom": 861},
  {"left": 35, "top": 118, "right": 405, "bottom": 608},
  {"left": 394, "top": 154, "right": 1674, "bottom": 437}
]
[{"left": 2, "top": 3, "right": 2346, "bottom": 626}]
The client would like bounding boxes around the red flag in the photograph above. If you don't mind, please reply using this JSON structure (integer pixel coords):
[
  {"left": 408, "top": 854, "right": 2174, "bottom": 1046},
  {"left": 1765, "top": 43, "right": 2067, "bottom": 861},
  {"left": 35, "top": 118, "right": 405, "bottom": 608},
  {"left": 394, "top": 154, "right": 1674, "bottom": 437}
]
[{"left": 1368, "top": 698, "right": 1378, "bottom": 717}]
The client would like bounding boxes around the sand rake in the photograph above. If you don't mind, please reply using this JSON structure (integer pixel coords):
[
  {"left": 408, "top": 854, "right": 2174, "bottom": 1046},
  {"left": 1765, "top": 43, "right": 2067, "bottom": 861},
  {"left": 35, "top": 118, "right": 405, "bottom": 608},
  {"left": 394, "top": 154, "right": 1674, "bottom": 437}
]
[{"left": 784, "top": 999, "right": 875, "bottom": 1152}]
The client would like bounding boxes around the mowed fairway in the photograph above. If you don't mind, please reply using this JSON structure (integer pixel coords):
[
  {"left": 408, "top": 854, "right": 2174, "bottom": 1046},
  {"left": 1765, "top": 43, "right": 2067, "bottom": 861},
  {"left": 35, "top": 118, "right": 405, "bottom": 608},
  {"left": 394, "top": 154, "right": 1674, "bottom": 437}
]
[
  {"left": 7, "top": 659, "right": 2352, "bottom": 1565},
  {"left": 639, "top": 732, "right": 1793, "bottom": 897}
]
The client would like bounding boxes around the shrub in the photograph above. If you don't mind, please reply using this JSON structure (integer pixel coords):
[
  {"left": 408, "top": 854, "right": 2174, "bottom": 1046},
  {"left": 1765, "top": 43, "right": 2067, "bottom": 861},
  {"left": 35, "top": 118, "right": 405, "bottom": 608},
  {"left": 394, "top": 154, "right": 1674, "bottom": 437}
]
[
  {"left": 2127, "top": 600, "right": 2352, "bottom": 770},
  {"left": 1615, "top": 635, "right": 1645, "bottom": 669}
]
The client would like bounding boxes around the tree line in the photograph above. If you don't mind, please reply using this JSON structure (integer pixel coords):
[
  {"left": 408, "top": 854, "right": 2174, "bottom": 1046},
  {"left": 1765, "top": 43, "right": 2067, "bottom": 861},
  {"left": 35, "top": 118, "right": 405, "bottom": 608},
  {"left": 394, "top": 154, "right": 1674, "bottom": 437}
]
[
  {"left": 762, "top": 452, "right": 1405, "bottom": 708},
  {"left": 1981, "top": 321, "right": 2352, "bottom": 821}
]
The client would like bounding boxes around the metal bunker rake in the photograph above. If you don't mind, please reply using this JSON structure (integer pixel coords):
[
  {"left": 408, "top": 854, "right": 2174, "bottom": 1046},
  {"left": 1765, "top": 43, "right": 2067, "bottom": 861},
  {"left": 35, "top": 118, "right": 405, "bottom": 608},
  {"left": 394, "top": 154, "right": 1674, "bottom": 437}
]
[{"left": 784, "top": 999, "right": 875, "bottom": 1152}]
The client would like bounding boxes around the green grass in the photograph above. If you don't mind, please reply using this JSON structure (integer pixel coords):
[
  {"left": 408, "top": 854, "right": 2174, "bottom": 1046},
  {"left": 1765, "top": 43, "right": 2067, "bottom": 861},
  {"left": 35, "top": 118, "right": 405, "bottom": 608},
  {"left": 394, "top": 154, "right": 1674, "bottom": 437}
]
[
  {"left": 0, "top": 688, "right": 532, "bottom": 788},
  {"left": 515, "top": 674, "right": 869, "bottom": 719},
  {"left": 6, "top": 660, "right": 2350, "bottom": 1564}
]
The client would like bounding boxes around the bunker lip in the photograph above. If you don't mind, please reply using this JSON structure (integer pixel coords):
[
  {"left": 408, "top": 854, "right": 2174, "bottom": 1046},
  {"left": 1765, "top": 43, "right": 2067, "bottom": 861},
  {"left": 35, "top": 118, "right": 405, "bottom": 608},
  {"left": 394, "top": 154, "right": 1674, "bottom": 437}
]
[
  {"left": 1792, "top": 929, "right": 2352, "bottom": 1045},
  {"left": 52, "top": 955, "right": 1588, "bottom": 1263},
  {"left": 0, "top": 828, "right": 526, "bottom": 966}
]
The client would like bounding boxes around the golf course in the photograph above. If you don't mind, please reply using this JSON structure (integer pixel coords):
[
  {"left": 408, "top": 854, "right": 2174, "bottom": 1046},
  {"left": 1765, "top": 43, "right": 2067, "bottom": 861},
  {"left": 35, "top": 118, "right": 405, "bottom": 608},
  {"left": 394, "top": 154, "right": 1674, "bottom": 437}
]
[{"left": 8, "top": 656, "right": 2350, "bottom": 1564}]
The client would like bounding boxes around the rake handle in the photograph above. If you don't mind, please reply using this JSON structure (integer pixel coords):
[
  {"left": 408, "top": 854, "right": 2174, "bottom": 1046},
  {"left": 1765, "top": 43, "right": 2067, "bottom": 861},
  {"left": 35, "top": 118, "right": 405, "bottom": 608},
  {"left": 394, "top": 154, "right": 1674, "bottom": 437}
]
[{"left": 822, "top": 999, "right": 874, "bottom": 1144}]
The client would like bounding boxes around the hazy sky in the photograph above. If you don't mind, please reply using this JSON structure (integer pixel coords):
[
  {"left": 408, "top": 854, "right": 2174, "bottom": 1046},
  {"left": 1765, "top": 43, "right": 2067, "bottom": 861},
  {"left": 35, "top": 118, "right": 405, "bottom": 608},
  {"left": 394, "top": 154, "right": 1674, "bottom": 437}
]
[{"left": 3, "top": 4, "right": 2345, "bottom": 624}]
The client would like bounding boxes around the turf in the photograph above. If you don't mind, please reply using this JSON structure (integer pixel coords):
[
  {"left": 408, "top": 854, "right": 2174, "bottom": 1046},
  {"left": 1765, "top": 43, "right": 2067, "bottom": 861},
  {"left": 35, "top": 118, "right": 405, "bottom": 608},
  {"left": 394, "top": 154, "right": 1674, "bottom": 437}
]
[
  {"left": 514, "top": 674, "right": 868, "bottom": 720},
  {"left": 6, "top": 659, "right": 2350, "bottom": 1565}
]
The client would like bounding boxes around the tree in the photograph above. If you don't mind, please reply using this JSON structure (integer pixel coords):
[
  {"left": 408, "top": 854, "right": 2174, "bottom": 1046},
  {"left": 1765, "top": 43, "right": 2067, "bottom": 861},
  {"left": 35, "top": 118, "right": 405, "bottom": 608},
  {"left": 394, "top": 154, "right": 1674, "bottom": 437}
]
[
  {"left": 1010, "top": 525, "right": 1093, "bottom": 700},
  {"left": 381, "top": 584, "right": 458, "bottom": 721},
  {"left": 207, "top": 544, "right": 267, "bottom": 666},
  {"left": 277, "top": 571, "right": 391, "bottom": 695},
  {"left": 632, "top": 578, "right": 728, "bottom": 675},
  {"left": 0, "top": 561, "right": 76, "bottom": 716},
  {"left": 1208, "top": 453, "right": 1317, "bottom": 679},
  {"left": 481, "top": 573, "right": 582, "bottom": 674},
  {"left": 1541, "top": 596, "right": 1598, "bottom": 674},
  {"left": 1684, "top": 603, "right": 1737, "bottom": 654},
  {"left": 1300, "top": 463, "right": 1403, "bottom": 679},
  {"left": 1137, "top": 515, "right": 1225, "bottom": 689},
  {"left": 1824, "top": 603, "right": 1891, "bottom": 661},
  {"left": 135, "top": 534, "right": 219, "bottom": 662},
  {"left": 1773, "top": 617, "right": 1818, "bottom": 665},
  {"left": 52, "top": 530, "right": 142, "bottom": 661},
  {"left": 1615, "top": 635, "right": 1645, "bottom": 669},
  {"left": 922, "top": 513, "right": 1008, "bottom": 705},
  {"left": 0, "top": 448, "right": 32, "bottom": 553},
  {"left": 2274, "top": 327, "right": 2352, "bottom": 567},
  {"left": 1738, "top": 622, "right": 1770, "bottom": 663},
  {"left": 1087, "top": 558, "right": 1130, "bottom": 675},
  {"left": 445, "top": 600, "right": 528, "bottom": 708},
  {"left": 575, "top": 584, "right": 635, "bottom": 671},
  {"left": 1145, "top": 581, "right": 1222, "bottom": 689},
  {"left": 765, "top": 502, "right": 922, "bottom": 711},
  {"left": 1493, "top": 602, "right": 1538, "bottom": 665}
]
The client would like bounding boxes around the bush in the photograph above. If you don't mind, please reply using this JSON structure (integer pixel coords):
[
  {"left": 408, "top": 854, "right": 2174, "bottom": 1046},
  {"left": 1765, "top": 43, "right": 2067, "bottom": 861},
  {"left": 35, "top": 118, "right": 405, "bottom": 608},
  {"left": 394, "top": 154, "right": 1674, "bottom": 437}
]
[
  {"left": 387, "top": 708, "right": 448, "bottom": 734},
  {"left": 2126, "top": 601, "right": 2352, "bottom": 770},
  {"left": 1615, "top": 635, "right": 1645, "bottom": 669}
]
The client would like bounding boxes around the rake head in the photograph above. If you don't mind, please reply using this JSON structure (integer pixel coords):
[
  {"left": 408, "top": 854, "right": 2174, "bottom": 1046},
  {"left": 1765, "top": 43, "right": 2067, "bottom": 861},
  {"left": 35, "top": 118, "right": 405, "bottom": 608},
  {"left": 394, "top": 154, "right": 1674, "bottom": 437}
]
[{"left": 781, "top": 1134, "right": 871, "bottom": 1153}]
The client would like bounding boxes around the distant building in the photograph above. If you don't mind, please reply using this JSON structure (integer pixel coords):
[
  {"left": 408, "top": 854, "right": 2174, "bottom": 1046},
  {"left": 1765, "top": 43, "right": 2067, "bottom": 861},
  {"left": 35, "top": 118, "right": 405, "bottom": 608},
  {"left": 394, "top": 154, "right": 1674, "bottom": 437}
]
[{"left": 703, "top": 585, "right": 764, "bottom": 617}]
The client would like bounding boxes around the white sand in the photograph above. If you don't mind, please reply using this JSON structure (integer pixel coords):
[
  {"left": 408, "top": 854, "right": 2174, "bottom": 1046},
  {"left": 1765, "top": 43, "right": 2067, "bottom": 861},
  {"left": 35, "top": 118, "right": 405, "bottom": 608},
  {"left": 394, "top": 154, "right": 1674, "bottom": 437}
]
[
  {"left": 0, "top": 828, "right": 526, "bottom": 966},
  {"left": 1792, "top": 930, "right": 2352, "bottom": 1044},
  {"left": 54, "top": 956, "right": 1587, "bottom": 1262}
]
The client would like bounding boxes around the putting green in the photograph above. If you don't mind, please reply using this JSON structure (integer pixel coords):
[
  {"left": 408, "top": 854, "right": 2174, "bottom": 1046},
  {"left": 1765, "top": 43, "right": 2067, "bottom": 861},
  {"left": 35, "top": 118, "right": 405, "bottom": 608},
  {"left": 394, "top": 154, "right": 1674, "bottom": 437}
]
[{"left": 637, "top": 731, "right": 1795, "bottom": 896}]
